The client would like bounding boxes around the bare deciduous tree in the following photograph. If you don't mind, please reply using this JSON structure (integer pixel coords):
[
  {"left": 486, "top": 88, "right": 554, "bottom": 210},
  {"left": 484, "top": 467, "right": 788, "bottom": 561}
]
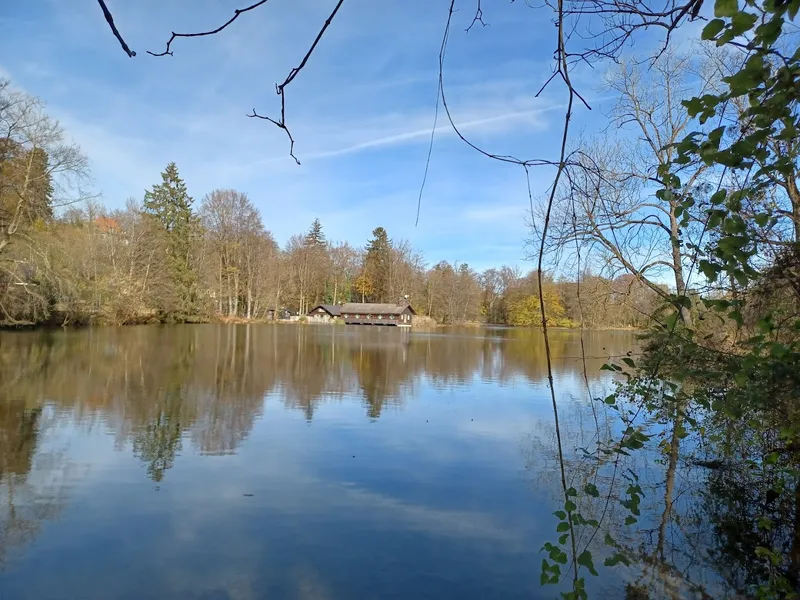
[
  {"left": 547, "top": 51, "right": 713, "bottom": 324},
  {"left": 0, "top": 80, "right": 89, "bottom": 256}
]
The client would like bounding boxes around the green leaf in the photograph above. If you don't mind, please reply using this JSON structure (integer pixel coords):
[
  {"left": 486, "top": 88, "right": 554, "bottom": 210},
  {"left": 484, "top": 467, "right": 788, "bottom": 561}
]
[
  {"left": 541, "top": 559, "right": 551, "bottom": 585},
  {"left": 731, "top": 11, "right": 758, "bottom": 33},
  {"left": 554, "top": 510, "right": 567, "bottom": 520},
  {"left": 565, "top": 500, "right": 577, "bottom": 513},
  {"left": 622, "top": 357, "right": 636, "bottom": 369},
  {"left": 710, "top": 190, "right": 727, "bottom": 205},
  {"left": 577, "top": 551, "right": 599, "bottom": 577},
  {"left": 604, "top": 553, "right": 631, "bottom": 567},
  {"left": 702, "top": 18, "right": 727, "bottom": 38},
  {"left": 584, "top": 483, "right": 600, "bottom": 498},
  {"left": 789, "top": 0, "right": 800, "bottom": 19},
  {"left": 715, "top": 0, "right": 738, "bottom": 17},
  {"left": 756, "top": 16, "right": 784, "bottom": 45},
  {"left": 557, "top": 521, "right": 570, "bottom": 533},
  {"left": 770, "top": 342, "right": 788, "bottom": 358},
  {"left": 566, "top": 487, "right": 578, "bottom": 497},
  {"left": 625, "top": 516, "right": 637, "bottom": 525},
  {"left": 682, "top": 97, "right": 704, "bottom": 118}
]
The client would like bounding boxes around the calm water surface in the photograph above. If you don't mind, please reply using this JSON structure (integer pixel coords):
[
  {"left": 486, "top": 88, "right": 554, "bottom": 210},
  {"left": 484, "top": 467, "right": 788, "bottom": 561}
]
[{"left": 0, "top": 325, "right": 635, "bottom": 600}]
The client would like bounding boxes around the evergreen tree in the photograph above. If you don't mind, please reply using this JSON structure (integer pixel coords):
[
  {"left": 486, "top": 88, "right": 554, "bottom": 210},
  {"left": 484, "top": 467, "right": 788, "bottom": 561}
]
[
  {"left": 364, "top": 226, "right": 391, "bottom": 302},
  {"left": 143, "top": 162, "right": 198, "bottom": 320},
  {"left": 301, "top": 218, "right": 329, "bottom": 309},
  {"left": 305, "top": 218, "right": 326, "bottom": 247}
]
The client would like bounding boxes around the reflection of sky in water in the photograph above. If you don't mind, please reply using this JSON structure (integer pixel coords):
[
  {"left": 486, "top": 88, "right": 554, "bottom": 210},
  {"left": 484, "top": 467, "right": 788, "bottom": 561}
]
[{"left": 0, "top": 326, "right": 634, "bottom": 600}]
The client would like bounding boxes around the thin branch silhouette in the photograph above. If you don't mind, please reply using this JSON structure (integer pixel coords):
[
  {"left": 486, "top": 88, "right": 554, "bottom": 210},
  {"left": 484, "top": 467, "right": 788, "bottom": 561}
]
[
  {"left": 97, "top": 0, "right": 136, "bottom": 57},
  {"left": 147, "top": 0, "right": 272, "bottom": 57},
  {"left": 249, "top": 0, "right": 346, "bottom": 164},
  {"left": 466, "top": 0, "right": 488, "bottom": 32}
]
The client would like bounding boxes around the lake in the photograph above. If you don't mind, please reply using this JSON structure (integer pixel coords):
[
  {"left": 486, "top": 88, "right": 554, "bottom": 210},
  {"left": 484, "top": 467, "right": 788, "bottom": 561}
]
[{"left": 0, "top": 325, "right": 638, "bottom": 599}]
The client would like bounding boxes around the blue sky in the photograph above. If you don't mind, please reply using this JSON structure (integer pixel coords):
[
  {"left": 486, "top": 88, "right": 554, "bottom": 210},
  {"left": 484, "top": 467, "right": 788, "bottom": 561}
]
[{"left": 0, "top": 0, "right": 689, "bottom": 271}]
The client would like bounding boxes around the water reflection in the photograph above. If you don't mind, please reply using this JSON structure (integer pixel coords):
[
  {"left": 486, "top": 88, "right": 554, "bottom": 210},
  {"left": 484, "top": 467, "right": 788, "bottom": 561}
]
[
  {"left": 0, "top": 326, "right": 629, "bottom": 476},
  {"left": 0, "top": 325, "right": 633, "bottom": 599}
]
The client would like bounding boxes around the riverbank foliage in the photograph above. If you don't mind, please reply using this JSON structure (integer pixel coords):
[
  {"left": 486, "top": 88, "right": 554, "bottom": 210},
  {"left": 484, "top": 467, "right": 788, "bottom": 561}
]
[{"left": 527, "top": 0, "right": 800, "bottom": 597}]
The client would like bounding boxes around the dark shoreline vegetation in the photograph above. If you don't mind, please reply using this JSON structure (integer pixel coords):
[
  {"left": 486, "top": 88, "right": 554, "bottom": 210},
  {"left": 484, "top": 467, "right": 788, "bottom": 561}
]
[{"left": 2, "top": 0, "right": 800, "bottom": 598}]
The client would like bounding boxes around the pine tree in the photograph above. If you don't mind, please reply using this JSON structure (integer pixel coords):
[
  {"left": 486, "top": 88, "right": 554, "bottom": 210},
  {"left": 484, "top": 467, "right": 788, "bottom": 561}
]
[
  {"left": 143, "top": 162, "right": 198, "bottom": 320},
  {"left": 364, "top": 227, "right": 390, "bottom": 302},
  {"left": 305, "top": 218, "right": 326, "bottom": 247},
  {"left": 299, "top": 218, "right": 328, "bottom": 311}
]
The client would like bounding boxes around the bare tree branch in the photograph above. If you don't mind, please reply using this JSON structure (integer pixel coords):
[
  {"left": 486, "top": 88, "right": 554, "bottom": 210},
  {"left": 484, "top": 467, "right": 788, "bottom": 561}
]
[
  {"left": 438, "top": 0, "right": 561, "bottom": 168},
  {"left": 249, "top": 0, "right": 347, "bottom": 164},
  {"left": 147, "top": 0, "right": 271, "bottom": 57},
  {"left": 556, "top": 0, "right": 705, "bottom": 65},
  {"left": 97, "top": 0, "right": 136, "bottom": 58},
  {"left": 466, "top": 0, "right": 488, "bottom": 33}
]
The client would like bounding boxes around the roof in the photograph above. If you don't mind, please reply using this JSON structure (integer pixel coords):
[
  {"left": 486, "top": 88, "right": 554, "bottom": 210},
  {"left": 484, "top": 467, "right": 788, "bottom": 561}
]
[
  {"left": 341, "top": 303, "right": 415, "bottom": 315},
  {"left": 309, "top": 304, "right": 342, "bottom": 316},
  {"left": 94, "top": 216, "right": 121, "bottom": 232}
]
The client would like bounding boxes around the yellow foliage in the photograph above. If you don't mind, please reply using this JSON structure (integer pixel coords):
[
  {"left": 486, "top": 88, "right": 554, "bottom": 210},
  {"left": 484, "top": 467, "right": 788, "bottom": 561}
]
[
  {"left": 353, "top": 272, "right": 375, "bottom": 302},
  {"left": 508, "top": 288, "right": 575, "bottom": 328}
]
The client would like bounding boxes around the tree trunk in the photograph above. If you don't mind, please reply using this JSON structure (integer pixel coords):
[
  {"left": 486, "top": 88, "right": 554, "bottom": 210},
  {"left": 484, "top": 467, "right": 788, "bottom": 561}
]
[
  {"left": 218, "top": 256, "right": 223, "bottom": 314},
  {"left": 657, "top": 407, "right": 683, "bottom": 561},
  {"left": 669, "top": 203, "right": 692, "bottom": 326},
  {"left": 786, "top": 175, "right": 800, "bottom": 243}
]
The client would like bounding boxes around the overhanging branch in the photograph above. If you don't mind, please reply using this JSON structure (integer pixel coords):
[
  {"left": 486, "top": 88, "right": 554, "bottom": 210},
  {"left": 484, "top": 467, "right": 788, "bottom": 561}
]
[
  {"left": 249, "top": 0, "right": 346, "bottom": 164},
  {"left": 147, "top": 0, "right": 272, "bottom": 57},
  {"left": 97, "top": 0, "right": 136, "bottom": 57}
]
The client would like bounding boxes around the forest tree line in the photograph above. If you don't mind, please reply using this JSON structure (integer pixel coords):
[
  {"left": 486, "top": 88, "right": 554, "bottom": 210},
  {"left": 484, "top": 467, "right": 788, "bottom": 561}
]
[{"left": 0, "top": 78, "right": 662, "bottom": 328}]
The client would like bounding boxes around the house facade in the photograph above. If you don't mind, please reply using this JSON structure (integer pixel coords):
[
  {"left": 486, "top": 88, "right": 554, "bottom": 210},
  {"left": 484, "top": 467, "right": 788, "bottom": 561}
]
[
  {"left": 307, "top": 304, "right": 342, "bottom": 322},
  {"left": 339, "top": 303, "right": 415, "bottom": 327}
]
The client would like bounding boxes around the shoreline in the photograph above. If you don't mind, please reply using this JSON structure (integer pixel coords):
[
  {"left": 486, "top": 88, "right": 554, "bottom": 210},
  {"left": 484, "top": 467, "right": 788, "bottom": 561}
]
[{"left": 0, "top": 318, "right": 644, "bottom": 333}]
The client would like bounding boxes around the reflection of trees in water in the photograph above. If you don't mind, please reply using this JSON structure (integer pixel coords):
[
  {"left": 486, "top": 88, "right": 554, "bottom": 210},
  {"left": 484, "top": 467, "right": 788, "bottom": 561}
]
[
  {"left": 694, "top": 414, "right": 800, "bottom": 596},
  {"left": 527, "top": 379, "right": 800, "bottom": 599},
  {"left": 0, "top": 402, "right": 68, "bottom": 568},
  {"left": 0, "top": 401, "right": 41, "bottom": 480},
  {"left": 0, "top": 326, "right": 636, "bottom": 484}
]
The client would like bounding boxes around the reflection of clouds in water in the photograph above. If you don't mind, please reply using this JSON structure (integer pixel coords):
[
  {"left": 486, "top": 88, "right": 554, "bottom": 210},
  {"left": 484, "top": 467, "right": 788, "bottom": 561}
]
[
  {"left": 331, "top": 481, "right": 523, "bottom": 545},
  {"left": 159, "top": 463, "right": 524, "bottom": 547},
  {"left": 93, "top": 456, "right": 525, "bottom": 599}
]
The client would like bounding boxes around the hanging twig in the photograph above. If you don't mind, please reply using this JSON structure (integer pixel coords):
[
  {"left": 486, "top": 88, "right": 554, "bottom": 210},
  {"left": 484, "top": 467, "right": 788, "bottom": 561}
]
[
  {"left": 147, "top": 0, "right": 272, "bottom": 57},
  {"left": 249, "top": 0, "right": 346, "bottom": 164},
  {"left": 415, "top": 78, "right": 441, "bottom": 227},
  {"left": 466, "top": 0, "right": 488, "bottom": 33},
  {"left": 96, "top": 0, "right": 136, "bottom": 57},
  {"left": 536, "top": 0, "right": 581, "bottom": 585}
]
